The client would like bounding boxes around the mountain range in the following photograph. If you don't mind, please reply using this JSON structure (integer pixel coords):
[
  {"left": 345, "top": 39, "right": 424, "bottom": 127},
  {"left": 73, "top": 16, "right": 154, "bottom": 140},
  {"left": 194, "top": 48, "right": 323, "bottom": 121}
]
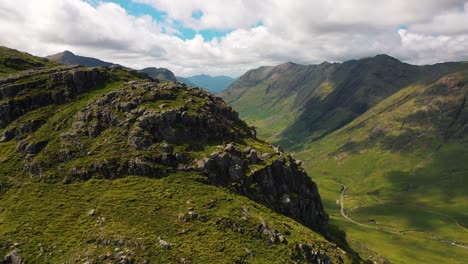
[
  {"left": 177, "top": 74, "right": 235, "bottom": 94},
  {"left": 46, "top": 51, "right": 234, "bottom": 94},
  {"left": 46, "top": 50, "right": 176, "bottom": 82},
  {"left": 221, "top": 55, "right": 468, "bottom": 263}
]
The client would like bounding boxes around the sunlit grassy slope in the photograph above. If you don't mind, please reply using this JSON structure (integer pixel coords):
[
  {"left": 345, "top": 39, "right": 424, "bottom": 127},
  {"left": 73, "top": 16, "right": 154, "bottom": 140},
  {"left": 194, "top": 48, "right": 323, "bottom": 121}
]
[
  {"left": 294, "top": 72, "right": 468, "bottom": 263},
  {"left": 224, "top": 56, "right": 468, "bottom": 263},
  {"left": 0, "top": 173, "right": 353, "bottom": 263}
]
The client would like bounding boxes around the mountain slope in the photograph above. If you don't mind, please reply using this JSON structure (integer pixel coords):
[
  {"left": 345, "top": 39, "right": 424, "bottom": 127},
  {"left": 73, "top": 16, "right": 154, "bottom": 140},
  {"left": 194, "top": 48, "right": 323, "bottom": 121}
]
[
  {"left": 221, "top": 56, "right": 466, "bottom": 147},
  {"left": 46, "top": 50, "right": 115, "bottom": 67},
  {"left": 222, "top": 55, "right": 468, "bottom": 263},
  {"left": 178, "top": 74, "right": 235, "bottom": 94},
  {"left": 295, "top": 69, "right": 468, "bottom": 263},
  {"left": 0, "top": 47, "right": 356, "bottom": 263},
  {"left": 176, "top": 76, "right": 197, "bottom": 87},
  {"left": 0, "top": 46, "right": 59, "bottom": 75},
  {"left": 140, "top": 67, "right": 177, "bottom": 81}
]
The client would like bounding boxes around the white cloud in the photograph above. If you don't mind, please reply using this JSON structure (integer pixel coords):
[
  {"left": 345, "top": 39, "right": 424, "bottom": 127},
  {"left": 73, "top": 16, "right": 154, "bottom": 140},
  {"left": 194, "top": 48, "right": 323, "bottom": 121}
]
[{"left": 0, "top": 0, "right": 467, "bottom": 77}]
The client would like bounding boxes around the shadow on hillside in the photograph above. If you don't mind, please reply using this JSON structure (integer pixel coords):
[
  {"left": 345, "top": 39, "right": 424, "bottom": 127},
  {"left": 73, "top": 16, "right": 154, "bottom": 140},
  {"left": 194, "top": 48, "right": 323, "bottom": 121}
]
[
  {"left": 347, "top": 144, "right": 468, "bottom": 232},
  {"left": 328, "top": 224, "right": 364, "bottom": 264}
]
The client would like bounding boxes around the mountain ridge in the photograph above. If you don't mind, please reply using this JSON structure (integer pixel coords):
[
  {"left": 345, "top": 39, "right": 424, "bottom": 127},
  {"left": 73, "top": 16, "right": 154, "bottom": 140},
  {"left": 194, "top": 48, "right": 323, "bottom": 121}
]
[
  {"left": 221, "top": 54, "right": 468, "bottom": 147},
  {"left": 46, "top": 50, "right": 177, "bottom": 82}
]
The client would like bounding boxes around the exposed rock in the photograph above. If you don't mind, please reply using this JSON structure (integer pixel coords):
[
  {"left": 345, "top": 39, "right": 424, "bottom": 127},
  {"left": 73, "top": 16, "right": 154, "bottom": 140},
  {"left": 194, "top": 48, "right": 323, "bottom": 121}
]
[
  {"left": 260, "top": 153, "right": 272, "bottom": 160},
  {"left": 157, "top": 237, "right": 172, "bottom": 250},
  {"left": 3, "top": 250, "right": 24, "bottom": 264},
  {"left": 250, "top": 125, "right": 257, "bottom": 139},
  {"left": 247, "top": 149, "right": 258, "bottom": 164},
  {"left": 201, "top": 147, "right": 328, "bottom": 234},
  {"left": 0, "top": 66, "right": 110, "bottom": 129},
  {"left": 88, "top": 209, "right": 96, "bottom": 216},
  {"left": 258, "top": 220, "right": 287, "bottom": 244},
  {"left": 292, "top": 243, "right": 331, "bottom": 264}
]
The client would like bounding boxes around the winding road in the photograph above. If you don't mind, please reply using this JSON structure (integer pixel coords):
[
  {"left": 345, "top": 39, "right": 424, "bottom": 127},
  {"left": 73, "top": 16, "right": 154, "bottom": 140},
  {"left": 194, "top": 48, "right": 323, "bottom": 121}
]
[{"left": 339, "top": 184, "right": 468, "bottom": 250}]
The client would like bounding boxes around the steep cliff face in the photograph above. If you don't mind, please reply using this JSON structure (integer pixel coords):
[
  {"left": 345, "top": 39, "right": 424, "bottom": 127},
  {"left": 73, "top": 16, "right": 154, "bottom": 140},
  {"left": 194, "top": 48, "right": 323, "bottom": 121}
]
[{"left": 200, "top": 145, "right": 328, "bottom": 234}]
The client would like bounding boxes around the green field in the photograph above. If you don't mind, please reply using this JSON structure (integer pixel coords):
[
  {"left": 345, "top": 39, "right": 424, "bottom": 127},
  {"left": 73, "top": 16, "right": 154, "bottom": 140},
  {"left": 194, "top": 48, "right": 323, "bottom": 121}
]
[
  {"left": 0, "top": 173, "right": 354, "bottom": 263},
  {"left": 294, "top": 137, "right": 468, "bottom": 263}
]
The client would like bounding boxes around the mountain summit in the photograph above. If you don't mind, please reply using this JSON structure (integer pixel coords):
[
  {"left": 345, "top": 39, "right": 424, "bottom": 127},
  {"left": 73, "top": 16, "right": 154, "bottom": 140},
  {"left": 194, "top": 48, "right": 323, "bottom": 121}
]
[{"left": 46, "top": 50, "right": 115, "bottom": 67}]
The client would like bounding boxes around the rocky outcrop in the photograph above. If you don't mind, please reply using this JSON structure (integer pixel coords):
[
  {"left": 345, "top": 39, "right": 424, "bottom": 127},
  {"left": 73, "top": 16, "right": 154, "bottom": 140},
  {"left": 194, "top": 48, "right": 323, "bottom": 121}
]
[
  {"left": 0, "top": 65, "right": 109, "bottom": 129},
  {"left": 3, "top": 250, "right": 24, "bottom": 264},
  {"left": 199, "top": 143, "right": 328, "bottom": 234},
  {"left": 291, "top": 243, "right": 331, "bottom": 264},
  {"left": 5, "top": 79, "right": 329, "bottom": 235}
]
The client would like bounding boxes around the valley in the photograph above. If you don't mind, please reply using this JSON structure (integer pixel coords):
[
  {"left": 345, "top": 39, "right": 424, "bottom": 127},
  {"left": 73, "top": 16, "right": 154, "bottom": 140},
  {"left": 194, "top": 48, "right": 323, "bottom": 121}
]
[{"left": 223, "top": 56, "right": 468, "bottom": 263}]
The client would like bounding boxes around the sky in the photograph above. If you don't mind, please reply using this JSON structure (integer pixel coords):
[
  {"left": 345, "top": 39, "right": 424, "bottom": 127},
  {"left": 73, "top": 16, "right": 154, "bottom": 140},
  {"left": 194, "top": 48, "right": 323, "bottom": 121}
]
[{"left": 0, "top": 0, "right": 468, "bottom": 77}]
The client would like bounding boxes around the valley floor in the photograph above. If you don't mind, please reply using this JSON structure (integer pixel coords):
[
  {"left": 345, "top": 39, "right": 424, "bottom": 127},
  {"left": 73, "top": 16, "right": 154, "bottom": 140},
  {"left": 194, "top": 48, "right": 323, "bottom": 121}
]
[{"left": 313, "top": 177, "right": 468, "bottom": 264}]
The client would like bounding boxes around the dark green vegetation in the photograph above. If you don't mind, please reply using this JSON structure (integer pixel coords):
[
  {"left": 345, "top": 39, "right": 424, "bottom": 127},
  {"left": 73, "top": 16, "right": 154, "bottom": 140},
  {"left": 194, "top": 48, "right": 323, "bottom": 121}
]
[
  {"left": 0, "top": 47, "right": 357, "bottom": 263},
  {"left": 222, "top": 56, "right": 468, "bottom": 263},
  {"left": 177, "top": 74, "right": 235, "bottom": 94},
  {"left": 141, "top": 67, "right": 177, "bottom": 82}
]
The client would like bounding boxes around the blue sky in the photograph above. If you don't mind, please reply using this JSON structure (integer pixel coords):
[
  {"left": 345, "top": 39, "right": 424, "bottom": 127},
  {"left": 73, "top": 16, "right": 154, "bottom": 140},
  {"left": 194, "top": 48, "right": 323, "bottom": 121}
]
[{"left": 100, "top": 0, "right": 231, "bottom": 41}]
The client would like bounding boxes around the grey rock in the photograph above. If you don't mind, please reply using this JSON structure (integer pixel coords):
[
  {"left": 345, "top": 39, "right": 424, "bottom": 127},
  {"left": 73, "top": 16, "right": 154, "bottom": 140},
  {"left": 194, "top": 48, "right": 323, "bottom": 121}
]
[
  {"left": 157, "top": 237, "right": 172, "bottom": 249},
  {"left": 247, "top": 149, "right": 258, "bottom": 164},
  {"left": 88, "top": 209, "right": 96, "bottom": 216},
  {"left": 260, "top": 153, "right": 272, "bottom": 160},
  {"left": 4, "top": 250, "right": 24, "bottom": 264}
]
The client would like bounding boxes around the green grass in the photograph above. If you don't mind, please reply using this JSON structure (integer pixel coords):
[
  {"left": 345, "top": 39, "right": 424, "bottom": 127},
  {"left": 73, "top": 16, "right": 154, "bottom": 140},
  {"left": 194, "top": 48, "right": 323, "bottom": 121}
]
[
  {"left": 0, "top": 46, "right": 58, "bottom": 76},
  {"left": 228, "top": 82, "right": 302, "bottom": 143},
  {"left": 0, "top": 173, "right": 352, "bottom": 263}
]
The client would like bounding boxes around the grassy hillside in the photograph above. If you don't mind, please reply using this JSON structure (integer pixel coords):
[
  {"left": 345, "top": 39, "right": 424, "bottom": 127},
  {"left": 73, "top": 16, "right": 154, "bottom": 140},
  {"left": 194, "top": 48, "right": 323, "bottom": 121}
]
[
  {"left": 223, "top": 56, "right": 468, "bottom": 263},
  {"left": 294, "top": 71, "right": 468, "bottom": 263},
  {"left": 221, "top": 56, "right": 467, "bottom": 148},
  {"left": 0, "top": 47, "right": 357, "bottom": 263},
  {"left": 0, "top": 47, "right": 59, "bottom": 76},
  {"left": 0, "top": 173, "right": 355, "bottom": 263}
]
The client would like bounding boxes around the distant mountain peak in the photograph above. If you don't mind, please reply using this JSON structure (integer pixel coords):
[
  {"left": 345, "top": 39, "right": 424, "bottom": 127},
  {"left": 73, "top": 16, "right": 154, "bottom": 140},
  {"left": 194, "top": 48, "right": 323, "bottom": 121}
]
[
  {"left": 46, "top": 50, "right": 114, "bottom": 67},
  {"left": 367, "top": 54, "right": 402, "bottom": 63},
  {"left": 61, "top": 50, "right": 75, "bottom": 56},
  {"left": 140, "top": 67, "right": 176, "bottom": 81}
]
